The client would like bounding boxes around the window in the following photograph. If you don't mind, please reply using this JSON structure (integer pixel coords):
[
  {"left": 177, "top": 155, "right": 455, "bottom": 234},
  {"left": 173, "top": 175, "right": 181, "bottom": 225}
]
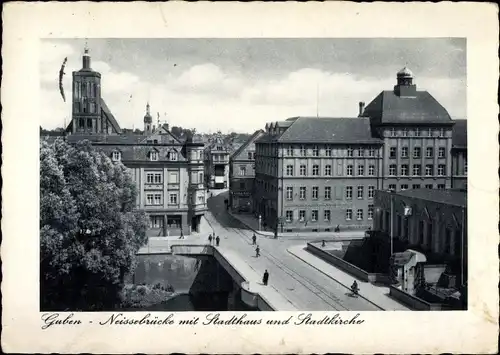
[
  {"left": 346, "top": 186, "right": 353, "bottom": 199},
  {"left": 402, "top": 128, "right": 408, "bottom": 137},
  {"left": 425, "top": 184, "right": 433, "bottom": 189},
  {"left": 325, "top": 147, "right": 332, "bottom": 157},
  {"left": 312, "top": 165, "right": 319, "bottom": 176},
  {"left": 312, "top": 187, "right": 319, "bottom": 199},
  {"left": 357, "top": 149, "right": 364, "bottom": 157},
  {"left": 401, "top": 164, "right": 409, "bottom": 176},
  {"left": 438, "top": 164, "right": 446, "bottom": 176},
  {"left": 300, "top": 146, "right": 306, "bottom": 156},
  {"left": 389, "top": 147, "right": 397, "bottom": 158},
  {"left": 464, "top": 160, "right": 467, "bottom": 175},
  {"left": 368, "top": 205, "right": 374, "bottom": 220},
  {"left": 438, "top": 147, "right": 446, "bottom": 158},
  {"left": 299, "top": 210, "right": 306, "bottom": 222},
  {"left": 299, "top": 187, "right": 306, "bottom": 200},
  {"left": 347, "top": 147, "right": 353, "bottom": 157},
  {"left": 368, "top": 147, "right": 375, "bottom": 157},
  {"left": 286, "top": 187, "right": 293, "bottom": 200},
  {"left": 413, "top": 164, "right": 421, "bottom": 176},
  {"left": 285, "top": 210, "right": 293, "bottom": 222},
  {"left": 438, "top": 184, "right": 446, "bottom": 190},
  {"left": 325, "top": 165, "right": 332, "bottom": 176},
  {"left": 415, "top": 128, "right": 420, "bottom": 137},
  {"left": 112, "top": 151, "right": 121, "bottom": 161},
  {"left": 87, "top": 118, "right": 92, "bottom": 128},
  {"left": 357, "top": 209, "right": 364, "bottom": 220},
  {"left": 299, "top": 165, "right": 306, "bottom": 176},
  {"left": 247, "top": 152, "right": 253, "bottom": 160},
  {"left": 154, "top": 173, "right": 162, "bottom": 184},
  {"left": 78, "top": 118, "right": 84, "bottom": 128},
  {"left": 389, "top": 184, "right": 396, "bottom": 192},
  {"left": 389, "top": 164, "right": 397, "bottom": 176},
  {"left": 146, "top": 194, "right": 154, "bottom": 205},
  {"left": 368, "top": 186, "right": 375, "bottom": 199},
  {"left": 169, "top": 193, "right": 177, "bottom": 204},
  {"left": 312, "top": 146, "right": 319, "bottom": 157},
  {"left": 426, "top": 147, "right": 434, "bottom": 158},
  {"left": 150, "top": 216, "right": 164, "bottom": 229},
  {"left": 347, "top": 165, "right": 353, "bottom": 176},
  {"left": 286, "top": 146, "right": 293, "bottom": 156},
  {"left": 150, "top": 151, "right": 159, "bottom": 161},
  {"left": 346, "top": 209, "right": 353, "bottom": 221},
  {"left": 239, "top": 166, "right": 246, "bottom": 176},
  {"left": 401, "top": 147, "right": 408, "bottom": 158},
  {"left": 412, "top": 184, "right": 421, "bottom": 189},
  {"left": 324, "top": 186, "right": 331, "bottom": 200},
  {"left": 286, "top": 165, "right": 293, "bottom": 176},
  {"left": 154, "top": 193, "right": 162, "bottom": 205},
  {"left": 390, "top": 128, "right": 396, "bottom": 137},
  {"left": 425, "top": 165, "right": 434, "bottom": 176},
  {"left": 168, "top": 172, "right": 179, "bottom": 184},
  {"left": 357, "top": 186, "right": 364, "bottom": 199},
  {"left": 324, "top": 210, "right": 331, "bottom": 221},
  {"left": 311, "top": 210, "right": 318, "bottom": 222},
  {"left": 427, "top": 129, "right": 432, "bottom": 137},
  {"left": 413, "top": 147, "right": 421, "bottom": 158},
  {"left": 357, "top": 165, "right": 364, "bottom": 176},
  {"left": 400, "top": 184, "right": 408, "bottom": 191},
  {"left": 368, "top": 165, "right": 375, "bottom": 176},
  {"left": 439, "top": 128, "right": 445, "bottom": 137},
  {"left": 239, "top": 182, "right": 245, "bottom": 190}
]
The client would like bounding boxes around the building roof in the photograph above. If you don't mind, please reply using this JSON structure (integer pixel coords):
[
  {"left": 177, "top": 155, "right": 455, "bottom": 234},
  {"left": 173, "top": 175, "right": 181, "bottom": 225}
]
[
  {"left": 257, "top": 117, "right": 383, "bottom": 144},
  {"left": 100, "top": 98, "right": 122, "bottom": 134},
  {"left": 67, "top": 134, "right": 144, "bottom": 145},
  {"left": 230, "top": 129, "right": 264, "bottom": 160},
  {"left": 397, "top": 189, "right": 467, "bottom": 208},
  {"left": 452, "top": 119, "right": 467, "bottom": 148},
  {"left": 362, "top": 90, "right": 453, "bottom": 125}
]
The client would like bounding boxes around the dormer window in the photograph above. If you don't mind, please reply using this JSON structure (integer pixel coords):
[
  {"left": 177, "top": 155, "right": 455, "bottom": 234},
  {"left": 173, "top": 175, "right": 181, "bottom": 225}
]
[
  {"left": 169, "top": 151, "right": 178, "bottom": 161},
  {"left": 149, "top": 151, "right": 159, "bottom": 161},
  {"left": 112, "top": 151, "right": 121, "bottom": 162}
]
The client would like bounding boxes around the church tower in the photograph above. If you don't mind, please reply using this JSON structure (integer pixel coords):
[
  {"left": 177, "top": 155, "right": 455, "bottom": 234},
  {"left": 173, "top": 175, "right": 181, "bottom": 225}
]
[
  {"left": 144, "top": 102, "right": 153, "bottom": 135},
  {"left": 71, "top": 46, "right": 102, "bottom": 134}
]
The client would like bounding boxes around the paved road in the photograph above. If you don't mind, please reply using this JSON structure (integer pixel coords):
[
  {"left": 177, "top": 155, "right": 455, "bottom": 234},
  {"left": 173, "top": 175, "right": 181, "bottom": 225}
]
[{"left": 206, "top": 192, "right": 380, "bottom": 311}]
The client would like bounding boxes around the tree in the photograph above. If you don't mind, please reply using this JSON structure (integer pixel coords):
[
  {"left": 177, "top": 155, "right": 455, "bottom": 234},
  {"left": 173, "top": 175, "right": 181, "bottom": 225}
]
[{"left": 40, "top": 138, "right": 149, "bottom": 311}]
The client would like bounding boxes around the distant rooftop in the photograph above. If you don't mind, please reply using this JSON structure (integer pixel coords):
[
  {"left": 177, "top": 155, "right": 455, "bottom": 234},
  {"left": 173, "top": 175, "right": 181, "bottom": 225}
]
[{"left": 396, "top": 189, "right": 467, "bottom": 207}]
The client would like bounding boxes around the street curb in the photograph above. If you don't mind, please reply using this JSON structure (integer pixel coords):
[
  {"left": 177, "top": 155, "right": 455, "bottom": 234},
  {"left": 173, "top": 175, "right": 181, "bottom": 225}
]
[
  {"left": 287, "top": 246, "right": 386, "bottom": 311},
  {"left": 227, "top": 212, "right": 275, "bottom": 238}
]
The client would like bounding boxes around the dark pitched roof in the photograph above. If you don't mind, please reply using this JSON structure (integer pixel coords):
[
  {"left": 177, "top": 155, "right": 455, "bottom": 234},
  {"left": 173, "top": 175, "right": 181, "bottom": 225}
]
[
  {"left": 67, "top": 134, "right": 143, "bottom": 145},
  {"left": 257, "top": 117, "right": 383, "bottom": 144},
  {"left": 100, "top": 98, "right": 122, "bottom": 134},
  {"left": 397, "top": 189, "right": 467, "bottom": 207},
  {"left": 451, "top": 119, "right": 467, "bottom": 148},
  {"left": 230, "top": 129, "right": 264, "bottom": 160},
  {"left": 362, "top": 90, "right": 453, "bottom": 124}
]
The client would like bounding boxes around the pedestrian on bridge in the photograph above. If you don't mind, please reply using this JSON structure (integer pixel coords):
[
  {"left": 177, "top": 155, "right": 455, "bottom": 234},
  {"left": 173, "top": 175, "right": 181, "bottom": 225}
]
[
  {"left": 255, "top": 245, "right": 260, "bottom": 258},
  {"left": 208, "top": 234, "right": 213, "bottom": 245},
  {"left": 215, "top": 235, "right": 220, "bottom": 246},
  {"left": 252, "top": 233, "right": 257, "bottom": 245},
  {"left": 262, "top": 270, "right": 269, "bottom": 286}
]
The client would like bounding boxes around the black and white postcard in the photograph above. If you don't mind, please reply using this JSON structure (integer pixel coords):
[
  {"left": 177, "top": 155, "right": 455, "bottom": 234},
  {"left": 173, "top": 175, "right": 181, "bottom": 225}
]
[{"left": 2, "top": 2, "right": 498, "bottom": 354}]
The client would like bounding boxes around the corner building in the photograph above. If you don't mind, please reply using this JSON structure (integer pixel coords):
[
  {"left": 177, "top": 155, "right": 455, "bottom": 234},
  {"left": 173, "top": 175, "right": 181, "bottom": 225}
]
[
  {"left": 254, "top": 68, "right": 467, "bottom": 232},
  {"left": 65, "top": 48, "right": 207, "bottom": 237}
]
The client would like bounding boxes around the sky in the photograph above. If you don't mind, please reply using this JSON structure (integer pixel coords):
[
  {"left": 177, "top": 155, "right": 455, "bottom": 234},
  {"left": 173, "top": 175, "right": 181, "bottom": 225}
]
[{"left": 40, "top": 38, "right": 466, "bottom": 133}]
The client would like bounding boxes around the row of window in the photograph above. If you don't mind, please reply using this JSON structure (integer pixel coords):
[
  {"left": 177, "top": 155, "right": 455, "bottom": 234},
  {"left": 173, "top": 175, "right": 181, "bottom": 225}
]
[
  {"left": 74, "top": 100, "right": 98, "bottom": 114},
  {"left": 388, "top": 183, "right": 446, "bottom": 191},
  {"left": 387, "top": 127, "right": 446, "bottom": 138},
  {"left": 284, "top": 205, "right": 375, "bottom": 222},
  {"left": 285, "top": 146, "right": 378, "bottom": 158},
  {"left": 144, "top": 171, "right": 180, "bottom": 184},
  {"left": 388, "top": 164, "right": 447, "bottom": 176},
  {"left": 286, "top": 185, "right": 376, "bottom": 200},
  {"left": 149, "top": 215, "right": 182, "bottom": 229},
  {"left": 74, "top": 81, "right": 98, "bottom": 99},
  {"left": 146, "top": 192, "right": 179, "bottom": 205},
  {"left": 285, "top": 164, "right": 377, "bottom": 177},
  {"left": 389, "top": 146, "right": 447, "bottom": 159},
  {"left": 112, "top": 150, "right": 179, "bottom": 162}
]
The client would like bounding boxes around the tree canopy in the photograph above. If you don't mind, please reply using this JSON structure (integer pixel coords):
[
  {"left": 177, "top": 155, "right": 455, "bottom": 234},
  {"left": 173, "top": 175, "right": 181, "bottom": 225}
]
[{"left": 40, "top": 138, "right": 149, "bottom": 310}]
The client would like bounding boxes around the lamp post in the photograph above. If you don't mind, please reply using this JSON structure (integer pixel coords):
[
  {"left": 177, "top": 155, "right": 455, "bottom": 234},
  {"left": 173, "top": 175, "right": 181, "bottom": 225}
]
[{"left": 258, "top": 214, "right": 262, "bottom": 232}]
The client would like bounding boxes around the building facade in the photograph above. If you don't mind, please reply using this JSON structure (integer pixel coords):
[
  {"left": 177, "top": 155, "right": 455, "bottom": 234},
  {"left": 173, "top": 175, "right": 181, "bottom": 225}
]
[
  {"left": 254, "top": 68, "right": 467, "bottom": 232},
  {"left": 450, "top": 120, "right": 467, "bottom": 189},
  {"left": 229, "top": 130, "right": 264, "bottom": 213},
  {"left": 64, "top": 48, "right": 207, "bottom": 237},
  {"left": 204, "top": 133, "right": 231, "bottom": 189},
  {"left": 373, "top": 189, "right": 467, "bottom": 287}
]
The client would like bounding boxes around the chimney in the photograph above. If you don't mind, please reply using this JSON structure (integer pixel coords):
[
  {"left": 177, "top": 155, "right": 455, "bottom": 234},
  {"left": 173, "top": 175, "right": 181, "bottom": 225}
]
[{"left": 358, "top": 101, "right": 365, "bottom": 117}]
